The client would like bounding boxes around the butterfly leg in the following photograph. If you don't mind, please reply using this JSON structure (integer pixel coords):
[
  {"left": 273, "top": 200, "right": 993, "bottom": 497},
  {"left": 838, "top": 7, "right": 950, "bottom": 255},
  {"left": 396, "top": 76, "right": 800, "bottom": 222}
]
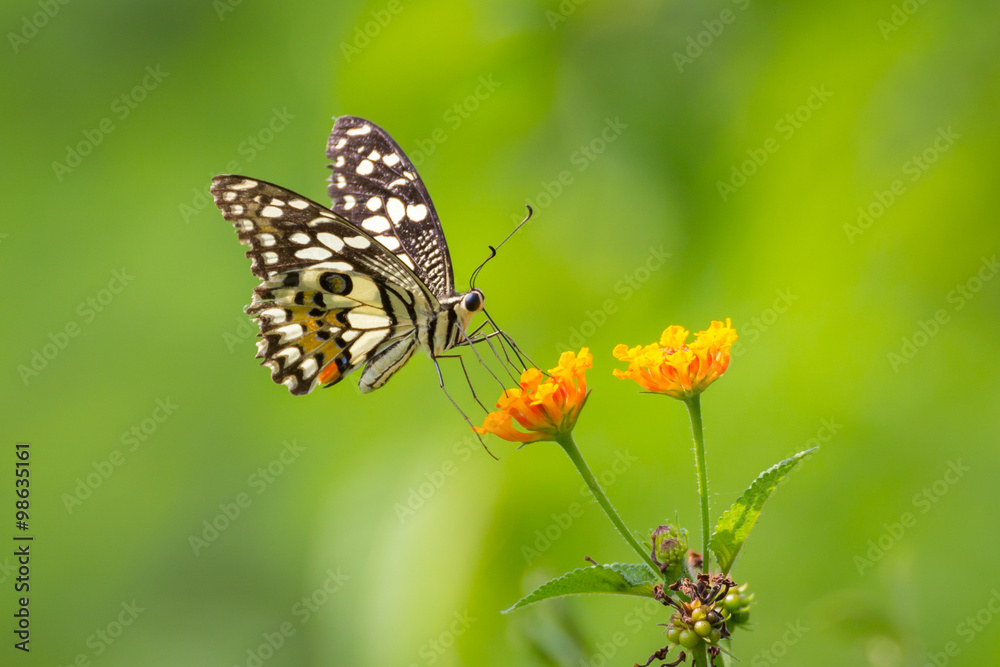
[
  {"left": 482, "top": 309, "right": 540, "bottom": 371},
  {"left": 432, "top": 355, "right": 497, "bottom": 459},
  {"left": 478, "top": 331, "right": 523, "bottom": 384},
  {"left": 435, "top": 354, "right": 490, "bottom": 414}
]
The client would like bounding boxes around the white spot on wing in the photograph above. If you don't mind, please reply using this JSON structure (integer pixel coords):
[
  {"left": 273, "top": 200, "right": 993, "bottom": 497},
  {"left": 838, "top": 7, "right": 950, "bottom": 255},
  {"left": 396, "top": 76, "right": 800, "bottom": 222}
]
[
  {"left": 383, "top": 153, "right": 400, "bottom": 167},
  {"left": 300, "top": 357, "right": 318, "bottom": 379},
  {"left": 335, "top": 138, "right": 347, "bottom": 149},
  {"left": 289, "top": 199, "right": 309, "bottom": 210},
  {"left": 276, "top": 324, "right": 304, "bottom": 343},
  {"left": 376, "top": 235, "right": 401, "bottom": 251},
  {"left": 334, "top": 156, "right": 345, "bottom": 167},
  {"left": 344, "top": 236, "right": 371, "bottom": 249},
  {"left": 348, "top": 311, "right": 390, "bottom": 329},
  {"left": 349, "top": 278, "right": 380, "bottom": 303},
  {"left": 317, "top": 232, "right": 344, "bottom": 251},
  {"left": 386, "top": 198, "right": 405, "bottom": 224},
  {"left": 259, "top": 233, "right": 276, "bottom": 247},
  {"left": 295, "top": 247, "right": 333, "bottom": 261},
  {"left": 335, "top": 174, "right": 346, "bottom": 189},
  {"left": 289, "top": 232, "right": 310, "bottom": 244},
  {"left": 346, "top": 124, "right": 371, "bottom": 136},
  {"left": 406, "top": 204, "right": 428, "bottom": 222},
  {"left": 342, "top": 330, "right": 361, "bottom": 342},
  {"left": 261, "top": 206, "right": 283, "bottom": 218},
  {"left": 223, "top": 191, "right": 237, "bottom": 201},
  {"left": 232, "top": 179, "right": 258, "bottom": 190},
  {"left": 362, "top": 216, "right": 391, "bottom": 233},
  {"left": 263, "top": 251, "right": 279, "bottom": 264},
  {"left": 261, "top": 308, "right": 286, "bottom": 323},
  {"left": 357, "top": 159, "right": 374, "bottom": 176},
  {"left": 310, "top": 261, "right": 353, "bottom": 271},
  {"left": 351, "top": 331, "right": 386, "bottom": 359},
  {"left": 368, "top": 150, "right": 381, "bottom": 160},
  {"left": 366, "top": 197, "right": 382, "bottom": 211},
  {"left": 399, "top": 254, "right": 415, "bottom": 269},
  {"left": 343, "top": 195, "right": 356, "bottom": 210},
  {"left": 278, "top": 347, "right": 301, "bottom": 364}
]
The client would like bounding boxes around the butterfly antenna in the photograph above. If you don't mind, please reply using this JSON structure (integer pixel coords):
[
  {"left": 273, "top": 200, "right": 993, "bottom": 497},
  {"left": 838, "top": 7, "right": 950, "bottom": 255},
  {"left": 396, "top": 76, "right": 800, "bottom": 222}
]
[{"left": 470, "top": 204, "right": 533, "bottom": 289}]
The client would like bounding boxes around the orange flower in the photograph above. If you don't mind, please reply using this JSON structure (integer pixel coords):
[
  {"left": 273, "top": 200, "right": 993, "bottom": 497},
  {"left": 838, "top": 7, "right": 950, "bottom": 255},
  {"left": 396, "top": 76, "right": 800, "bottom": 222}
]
[
  {"left": 612, "top": 319, "right": 738, "bottom": 399},
  {"left": 475, "top": 349, "right": 592, "bottom": 443}
]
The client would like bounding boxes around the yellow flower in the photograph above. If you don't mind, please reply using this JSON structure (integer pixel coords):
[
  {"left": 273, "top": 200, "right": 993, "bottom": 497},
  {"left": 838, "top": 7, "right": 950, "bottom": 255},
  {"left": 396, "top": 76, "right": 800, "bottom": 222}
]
[
  {"left": 475, "top": 349, "right": 592, "bottom": 443},
  {"left": 612, "top": 319, "right": 738, "bottom": 399}
]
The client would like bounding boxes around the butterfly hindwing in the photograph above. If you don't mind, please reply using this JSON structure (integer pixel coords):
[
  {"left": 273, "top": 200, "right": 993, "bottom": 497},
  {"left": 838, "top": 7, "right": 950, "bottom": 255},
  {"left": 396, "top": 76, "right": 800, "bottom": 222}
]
[
  {"left": 211, "top": 175, "right": 434, "bottom": 395},
  {"left": 326, "top": 116, "right": 454, "bottom": 298}
]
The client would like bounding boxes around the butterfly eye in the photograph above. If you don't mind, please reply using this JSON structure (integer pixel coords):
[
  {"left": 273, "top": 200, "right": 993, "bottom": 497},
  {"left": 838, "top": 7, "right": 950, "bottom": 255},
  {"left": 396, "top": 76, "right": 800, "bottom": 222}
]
[{"left": 464, "top": 289, "right": 484, "bottom": 313}]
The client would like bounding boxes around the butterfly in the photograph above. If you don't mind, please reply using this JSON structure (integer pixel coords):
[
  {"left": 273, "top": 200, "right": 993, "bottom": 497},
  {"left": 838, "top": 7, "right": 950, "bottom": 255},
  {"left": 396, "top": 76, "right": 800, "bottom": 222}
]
[{"left": 210, "top": 116, "right": 488, "bottom": 396}]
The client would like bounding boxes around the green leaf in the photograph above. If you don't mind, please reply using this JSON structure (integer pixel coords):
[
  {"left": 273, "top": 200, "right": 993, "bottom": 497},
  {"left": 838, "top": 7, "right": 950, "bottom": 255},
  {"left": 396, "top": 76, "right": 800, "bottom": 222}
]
[
  {"left": 502, "top": 563, "right": 659, "bottom": 613},
  {"left": 710, "top": 447, "right": 818, "bottom": 574}
]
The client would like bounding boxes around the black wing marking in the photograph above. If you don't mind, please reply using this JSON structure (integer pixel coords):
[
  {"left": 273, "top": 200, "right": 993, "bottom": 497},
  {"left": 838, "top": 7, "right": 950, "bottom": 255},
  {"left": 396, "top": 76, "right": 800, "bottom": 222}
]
[
  {"left": 326, "top": 116, "right": 455, "bottom": 298},
  {"left": 211, "top": 174, "right": 432, "bottom": 395}
]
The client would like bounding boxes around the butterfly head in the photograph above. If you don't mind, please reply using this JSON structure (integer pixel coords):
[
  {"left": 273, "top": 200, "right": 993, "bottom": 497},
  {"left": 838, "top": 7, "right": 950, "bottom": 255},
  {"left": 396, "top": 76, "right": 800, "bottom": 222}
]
[{"left": 462, "top": 288, "right": 485, "bottom": 314}]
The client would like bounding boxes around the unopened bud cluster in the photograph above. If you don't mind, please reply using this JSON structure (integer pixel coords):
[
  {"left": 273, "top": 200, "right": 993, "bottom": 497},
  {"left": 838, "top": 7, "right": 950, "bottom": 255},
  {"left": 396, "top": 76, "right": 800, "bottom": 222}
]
[
  {"left": 722, "top": 582, "right": 753, "bottom": 627},
  {"left": 664, "top": 599, "right": 728, "bottom": 650}
]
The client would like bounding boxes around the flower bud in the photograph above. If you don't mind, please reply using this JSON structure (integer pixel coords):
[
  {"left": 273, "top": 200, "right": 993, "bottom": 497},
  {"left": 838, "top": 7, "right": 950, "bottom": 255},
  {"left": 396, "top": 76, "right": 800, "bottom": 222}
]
[{"left": 651, "top": 524, "right": 688, "bottom": 578}]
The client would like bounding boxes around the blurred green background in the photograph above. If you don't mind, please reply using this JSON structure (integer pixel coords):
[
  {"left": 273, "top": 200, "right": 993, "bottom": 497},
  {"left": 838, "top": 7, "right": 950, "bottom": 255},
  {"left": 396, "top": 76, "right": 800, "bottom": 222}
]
[{"left": 3, "top": 0, "right": 1000, "bottom": 665}]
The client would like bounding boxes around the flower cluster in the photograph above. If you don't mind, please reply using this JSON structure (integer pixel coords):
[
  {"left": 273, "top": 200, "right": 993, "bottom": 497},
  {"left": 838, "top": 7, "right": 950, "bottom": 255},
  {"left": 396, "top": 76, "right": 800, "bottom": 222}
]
[
  {"left": 474, "top": 348, "right": 592, "bottom": 444},
  {"left": 612, "top": 319, "right": 738, "bottom": 400}
]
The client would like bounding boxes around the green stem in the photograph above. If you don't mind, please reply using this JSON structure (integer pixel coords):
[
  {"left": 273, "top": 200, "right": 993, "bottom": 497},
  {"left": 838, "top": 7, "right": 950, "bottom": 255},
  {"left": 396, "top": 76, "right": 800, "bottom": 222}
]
[
  {"left": 691, "top": 642, "right": 710, "bottom": 667},
  {"left": 685, "top": 394, "right": 710, "bottom": 573},
  {"left": 555, "top": 433, "right": 659, "bottom": 575}
]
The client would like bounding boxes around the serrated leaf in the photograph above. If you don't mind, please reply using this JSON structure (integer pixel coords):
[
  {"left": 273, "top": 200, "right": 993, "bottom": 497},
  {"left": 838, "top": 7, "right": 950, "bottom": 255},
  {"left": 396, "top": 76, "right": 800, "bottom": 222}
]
[
  {"left": 710, "top": 447, "right": 817, "bottom": 574},
  {"left": 503, "top": 563, "right": 659, "bottom": 613}
]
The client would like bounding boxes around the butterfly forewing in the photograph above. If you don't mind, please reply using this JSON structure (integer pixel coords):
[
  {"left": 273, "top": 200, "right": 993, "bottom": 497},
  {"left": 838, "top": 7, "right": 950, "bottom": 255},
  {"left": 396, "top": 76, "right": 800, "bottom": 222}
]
[
  {"left": 211, "top": 175, "right": 435, "bottom": 395},
  {"left": 326, "top": 116, "right": 455, "bottom": 298}
]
